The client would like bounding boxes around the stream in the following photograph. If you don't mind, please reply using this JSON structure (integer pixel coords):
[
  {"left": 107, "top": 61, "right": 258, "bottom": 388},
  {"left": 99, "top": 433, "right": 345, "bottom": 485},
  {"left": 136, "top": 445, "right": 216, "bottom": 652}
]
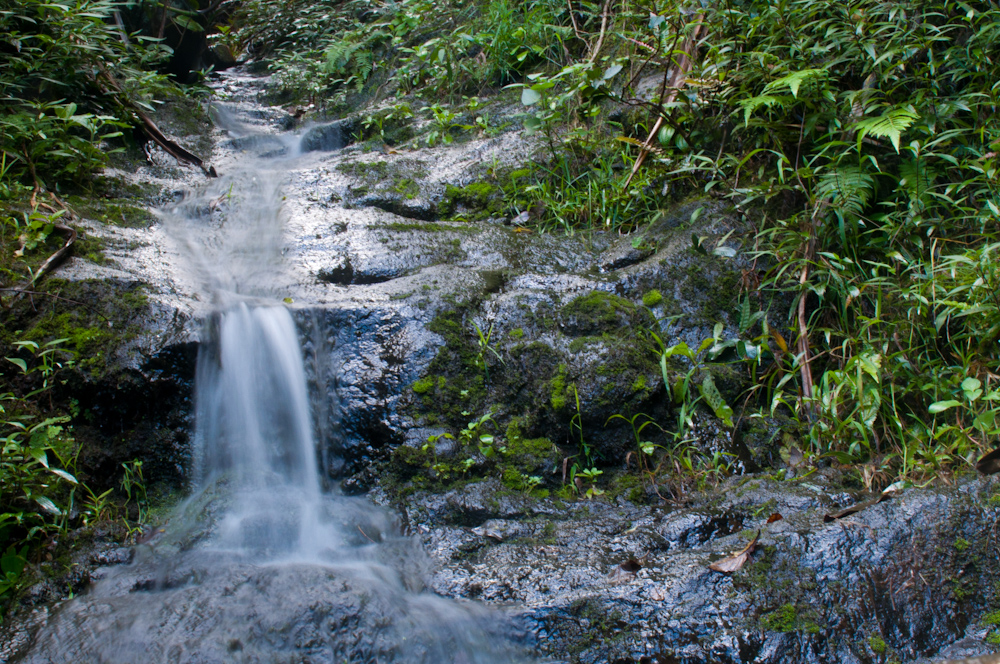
[
  {"left": 3, "top": 69, "right": 1000, "bottom": 664},
  {"left": 8, "top": 76, "right": 532, "bottom": 663}
]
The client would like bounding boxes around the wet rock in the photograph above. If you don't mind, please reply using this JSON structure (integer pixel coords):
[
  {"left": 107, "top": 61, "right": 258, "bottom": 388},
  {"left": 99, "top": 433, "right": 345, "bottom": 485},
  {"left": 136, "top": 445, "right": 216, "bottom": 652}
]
[{"left": 400, "top": 474, "right": 1000, "bottom": 664}]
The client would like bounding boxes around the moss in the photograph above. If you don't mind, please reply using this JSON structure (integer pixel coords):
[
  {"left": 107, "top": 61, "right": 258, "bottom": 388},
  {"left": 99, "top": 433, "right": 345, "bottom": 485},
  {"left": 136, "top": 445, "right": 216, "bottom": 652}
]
[
  {"left": 508, "top": 327, "right": 524, "bottom": 340},
  {"left": 642, "top": 289, "right": 663, "bottom": 307},
  {"left": 337, "top": 160, "right": 390, "bottom": 179},
  {"left": 9, "top": 280, "right": 150, "bottom": 377},
  {"left": 64, "top": 196, "right": 156, "bottom": 229},
  {"left": 375, "top": 221, "right": 475, "bottom": 233},
  {"left": 954, "top": 537, "right": 971, "bottom": 552},
  {"left": 760, "top": 604, "right": 798, "bottom": 632},
  {"left": 412, "top": 377, "right": 435, "bottom": 394},
  {"left": 549, "top": 363, "right": 569, "bottom": 411},
  {"left": 560, "top": 290, "right": 654, "bottom": 336},
  {"left": 630, "top": 374, "right": 647, "bottom": 392},
  {"left": 983, "top": 610, "right": 1000, "bottom": 626},
  {"left": 438, "top": 182, "right": 501, "bottom": 220},
  {"left": 605, "top": 471, "right": 645, "bottom": 503},
  {"left": 556, "top": 484, "right": 576, "bottom": 501},
  {"left": 393, "top": 178, "right": 420, "bottom": 199}
]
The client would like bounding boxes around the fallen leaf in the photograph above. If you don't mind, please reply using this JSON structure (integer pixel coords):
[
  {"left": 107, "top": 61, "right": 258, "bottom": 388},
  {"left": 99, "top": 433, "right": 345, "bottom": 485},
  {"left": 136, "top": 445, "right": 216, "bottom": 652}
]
[
  {"left": 976, "top": 447, "right": 1000, "bottom": 475},
  {"left": 766, "top": 512, "right": 783, "bottom": 524},
  {"left": 709, "top": 530, "right": 759, "bottom": 574}
]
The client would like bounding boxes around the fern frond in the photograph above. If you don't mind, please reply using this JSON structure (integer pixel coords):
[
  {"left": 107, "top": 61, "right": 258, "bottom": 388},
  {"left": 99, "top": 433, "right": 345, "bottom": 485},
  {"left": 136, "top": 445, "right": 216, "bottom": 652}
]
[
  {"left": 854, "top": 107, "right": 918, "bottom": 152},
  {"left": 817, "top": 165, "right": 875, "bottom": 219}
]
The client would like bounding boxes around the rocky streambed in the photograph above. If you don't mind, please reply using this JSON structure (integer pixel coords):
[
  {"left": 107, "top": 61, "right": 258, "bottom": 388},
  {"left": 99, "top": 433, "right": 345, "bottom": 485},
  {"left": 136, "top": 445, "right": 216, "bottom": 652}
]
[{"left": 2, "top": 69, "right": 999, "bottom": 664}]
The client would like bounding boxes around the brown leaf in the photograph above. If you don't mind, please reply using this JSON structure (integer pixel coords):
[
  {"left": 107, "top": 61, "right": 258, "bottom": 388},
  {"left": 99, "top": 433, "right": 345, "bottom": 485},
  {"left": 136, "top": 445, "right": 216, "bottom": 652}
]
[
  {"left": 709, "top": 530, "right": 759, "bottom": 574},
  {"left": 823, "top": 492, "right": 892, "bottom": 523},
  {"left": 766, "top": 512, "right": 783, "bottom": 524},
  {"left": 976, "top": 447, "right": 1000, "bottom": 475}
]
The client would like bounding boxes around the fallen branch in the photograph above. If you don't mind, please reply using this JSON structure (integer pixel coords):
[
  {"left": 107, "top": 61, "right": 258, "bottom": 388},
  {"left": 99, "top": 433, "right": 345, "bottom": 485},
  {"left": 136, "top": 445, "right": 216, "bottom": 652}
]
[
  {"left": 623, "top": 15, "right": 705, "bottom": 189},
  {"left": 96, "top": 67, "right": 216, "bottom": 177},
  {"left": 138, "top": 112, "right": 217, "bottom": 177}
]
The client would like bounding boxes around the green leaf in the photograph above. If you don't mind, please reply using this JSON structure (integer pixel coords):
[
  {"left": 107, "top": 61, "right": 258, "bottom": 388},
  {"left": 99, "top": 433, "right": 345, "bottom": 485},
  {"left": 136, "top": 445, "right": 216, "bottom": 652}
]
[
  {"left": 928, "top": 400, "right": 962, "bottom": 414},
  {"left": 48, "top": 468, "right": 77, "bottom": 484},
  {"left": 700, "top": 375, "right": 734, "bottom": 427},
  {"left": 854, "top": 107, "right": 919, "bottom": 152},
  {"left": 521, "top": 88, "right": 541, "bottom": 106},
  {"left": 762, "top": 68, "right": 827, "bottom": 98},
  {"left": 35, "top": 497, "right": 62, "bottom": 515},
  {"left": 5, "top": 358, "right": 27, "bottom": 373}
]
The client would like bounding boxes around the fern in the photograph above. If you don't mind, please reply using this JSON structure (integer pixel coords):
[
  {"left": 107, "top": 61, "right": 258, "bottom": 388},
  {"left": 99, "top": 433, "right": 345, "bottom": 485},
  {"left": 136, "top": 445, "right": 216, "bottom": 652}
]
[
  {"left": 853, "top": 107, "right": 919, "bottom": 152},
  {"left": 817, "top": 165, "right": 875, "bottom": 219}
]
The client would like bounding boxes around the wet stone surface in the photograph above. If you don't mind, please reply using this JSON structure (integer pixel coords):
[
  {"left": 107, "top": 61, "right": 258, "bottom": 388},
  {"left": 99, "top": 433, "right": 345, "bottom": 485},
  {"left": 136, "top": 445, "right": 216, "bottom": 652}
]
[{"left": 388, "top": 474, "right": 1000, "bottom": 664}]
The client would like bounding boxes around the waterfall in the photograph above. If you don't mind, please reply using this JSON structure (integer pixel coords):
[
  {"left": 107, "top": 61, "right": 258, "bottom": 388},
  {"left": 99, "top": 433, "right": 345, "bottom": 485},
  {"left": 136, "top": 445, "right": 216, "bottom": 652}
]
[{"left": 8, "top": 72, "right": 530, "bottom": 664}]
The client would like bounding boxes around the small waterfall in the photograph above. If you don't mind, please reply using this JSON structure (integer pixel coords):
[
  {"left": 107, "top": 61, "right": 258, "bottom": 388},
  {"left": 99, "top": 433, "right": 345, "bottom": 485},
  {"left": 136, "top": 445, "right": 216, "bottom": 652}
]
[
  {"left": 9, "top": 72, "right": 530, "bottom": 664},
  {"left": 193, "top": 303, "right": 329, "bottom": 559}
]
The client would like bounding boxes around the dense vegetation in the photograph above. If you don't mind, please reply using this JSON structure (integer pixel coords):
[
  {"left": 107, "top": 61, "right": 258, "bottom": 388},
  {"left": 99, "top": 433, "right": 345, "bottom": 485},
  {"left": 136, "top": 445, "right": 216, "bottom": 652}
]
[
  {"left": 0, "top": 0, "right": 189, "bottom": 615},
  {"left": 231, "top": 0, "right": 1000, "bottom": 486}
]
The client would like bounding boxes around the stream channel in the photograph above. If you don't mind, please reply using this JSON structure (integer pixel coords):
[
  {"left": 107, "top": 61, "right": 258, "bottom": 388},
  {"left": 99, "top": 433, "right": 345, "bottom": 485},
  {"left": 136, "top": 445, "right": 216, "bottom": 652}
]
[
  {"left": 3, "top": 69, "right": 1000, "bottom": 664},
  {"left": 8, "top": 74, "right": 532, "bottom": 663}
]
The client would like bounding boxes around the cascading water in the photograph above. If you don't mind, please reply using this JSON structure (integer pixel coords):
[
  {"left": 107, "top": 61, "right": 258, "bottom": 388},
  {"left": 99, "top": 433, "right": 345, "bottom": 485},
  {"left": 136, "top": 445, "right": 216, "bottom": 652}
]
[{"left": 8, "top": 74, "right": 531, "bottom": 664}]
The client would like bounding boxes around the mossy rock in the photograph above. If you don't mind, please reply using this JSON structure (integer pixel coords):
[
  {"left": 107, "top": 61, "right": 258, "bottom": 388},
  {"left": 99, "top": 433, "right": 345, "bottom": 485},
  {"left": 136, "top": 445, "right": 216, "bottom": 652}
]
[
  {"left": 438, "top": 182, "right": 502, "bottom": 220},
  {"left": 559, "top": 291, "right": 655, "bottom": 337}
]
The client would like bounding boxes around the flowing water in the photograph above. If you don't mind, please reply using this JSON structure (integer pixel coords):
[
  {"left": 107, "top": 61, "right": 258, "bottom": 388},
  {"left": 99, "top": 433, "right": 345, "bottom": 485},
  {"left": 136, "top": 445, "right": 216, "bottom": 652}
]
[{"left": 9, "top": 81, "right": 531, "bottom": 664}]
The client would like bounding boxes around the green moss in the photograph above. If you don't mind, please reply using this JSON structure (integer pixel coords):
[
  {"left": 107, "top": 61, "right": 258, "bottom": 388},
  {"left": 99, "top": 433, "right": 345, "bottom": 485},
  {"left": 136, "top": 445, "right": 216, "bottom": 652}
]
[
  {"left": 337, "top": 160, "right": 390, "bottom": 179},
  {"left": 954, "top": 537, "right": 971, "bottom": 552},
  {"left": 376, "top": 221, "right": 475, "bottom": 233},
  {"left": 631, "top": 374, "right": 647, "bottom": 392},
  {"left": 560, "top": 290, "right": 654, "bottom": 336},
  {"left": 12, "top": 280, "right": 149, "bottom": 377},
  {"left": 549, "top": 363, "right": 569, "bottom": 411},
  {"left": 642, "top": 289, "right": 663, "bottom": 307},
  {"left": 64, "top": 196, "right": 155, "bottom": 229},
  {"left": 556, "top": 484, "right": 576, "bottom": 501},
  {"left": 412, "top": 377, "right": 435, "bottom": 394},
  {"left": 868, "top": 636, "right": 887, "bottom": 654},
  {"left": 393, "top": 178, "right": 420, "bottom": 199},
  {"left": 438, "top": 182, "right": 501, "bottom": 220},
  {"left": 983, "top": 610, "right": 1000, "bottom": 626},
  {"left": 760, "top": 604, "right": 798, "bottom": 632},
  {"left": 508, "top": 327, "right": 524, "bottom": 340}
]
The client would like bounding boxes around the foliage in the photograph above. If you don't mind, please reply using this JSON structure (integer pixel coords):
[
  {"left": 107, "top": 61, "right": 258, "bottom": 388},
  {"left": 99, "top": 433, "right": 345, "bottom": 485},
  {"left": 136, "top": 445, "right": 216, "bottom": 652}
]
[
  {"left": 1, "top": 339, "right": 79, "bottom": 602},
  {"left": 0, "top": 0, "right": 174, "bottom": 191},
  {"left": 242, "top": 0, "right": 1000, "bottom": 487}
]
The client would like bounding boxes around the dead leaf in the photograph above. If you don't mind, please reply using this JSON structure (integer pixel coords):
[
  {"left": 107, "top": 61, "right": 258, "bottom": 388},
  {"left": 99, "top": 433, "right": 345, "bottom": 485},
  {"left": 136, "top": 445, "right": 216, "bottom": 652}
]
[
  {"left": 766, "top": 512, "right": 783, "bottom": 524},
  {"left": 709, "top": 530, "right": 759, "bottom": 574},
  {"left": 976, "top": 447, "right": 1000, "bottom": 475},
  {"left": 780, "top": 443, "right": 804, "bottom": 468},
  {"left": 823, "top": 492, "right": 892, "bottom": 522}
]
